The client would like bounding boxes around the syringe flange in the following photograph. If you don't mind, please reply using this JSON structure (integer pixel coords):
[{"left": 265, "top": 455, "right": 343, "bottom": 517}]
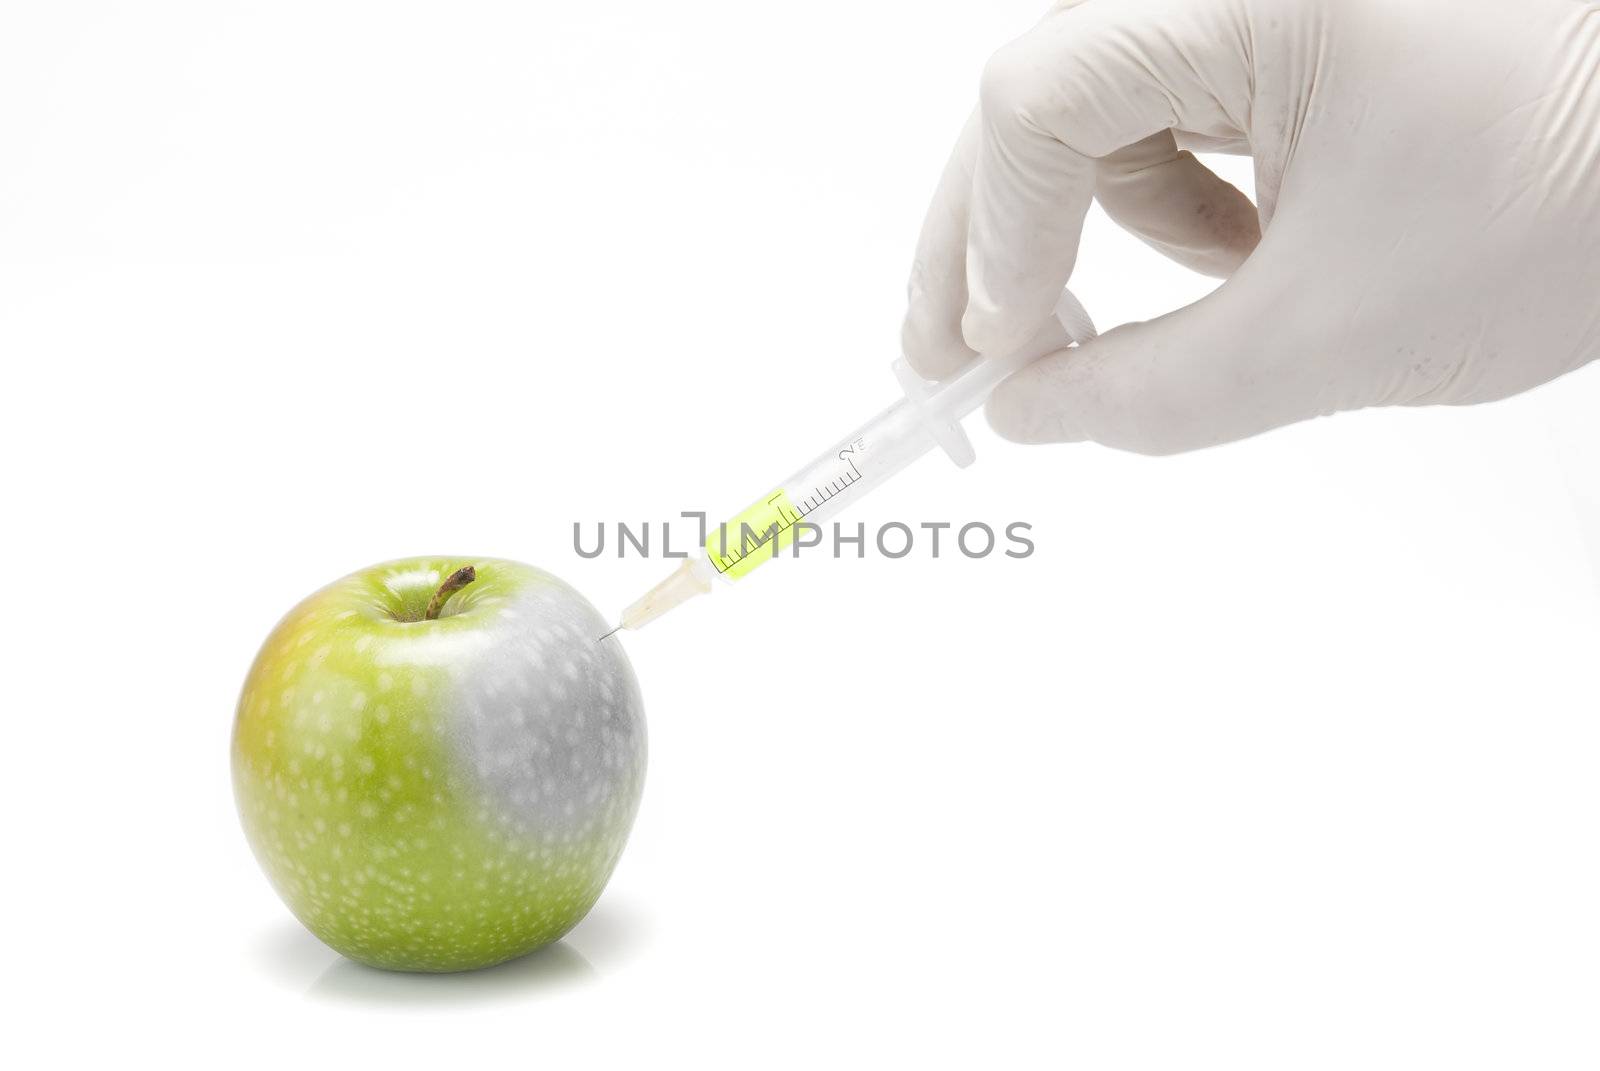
[{"left": 893, "top": 356, "right": 978, "bottom": 469}]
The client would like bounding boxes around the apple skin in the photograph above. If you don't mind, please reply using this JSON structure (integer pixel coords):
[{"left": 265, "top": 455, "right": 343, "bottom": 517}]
[{"left": 232, "top": 557, "right": 645, "bottom": 972}]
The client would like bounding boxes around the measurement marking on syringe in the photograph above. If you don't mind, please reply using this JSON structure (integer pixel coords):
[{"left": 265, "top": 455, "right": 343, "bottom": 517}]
[
  {"left": 797, "top": 470, "right": 857, "bottom": 518},
  {"left": 710, "top": 458, "right": 864, "bottom": 574}
]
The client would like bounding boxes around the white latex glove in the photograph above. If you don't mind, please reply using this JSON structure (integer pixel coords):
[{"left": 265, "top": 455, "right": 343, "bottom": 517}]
[{"left": 904, "top": 0, "right": 1600, "bottom": 454}]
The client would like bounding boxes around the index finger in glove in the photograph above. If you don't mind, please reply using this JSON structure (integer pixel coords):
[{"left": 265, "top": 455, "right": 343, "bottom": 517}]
[{"left": 942, "top": 0, "right": 1256, "bottom": 362}]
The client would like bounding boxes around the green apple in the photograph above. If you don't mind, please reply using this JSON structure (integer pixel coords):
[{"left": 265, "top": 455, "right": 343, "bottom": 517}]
[{"left": 232, "top": 557, "right": 645, "bottom": 972}]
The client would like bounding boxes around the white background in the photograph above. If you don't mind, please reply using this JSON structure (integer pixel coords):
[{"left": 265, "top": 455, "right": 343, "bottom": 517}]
[{"left": 4, "top": 2, "right": 1598, "bottom": 1067}]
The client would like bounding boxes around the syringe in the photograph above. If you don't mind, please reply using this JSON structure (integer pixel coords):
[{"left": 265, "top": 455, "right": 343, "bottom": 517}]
[{"left": 605, "top": 289, "right": 1096, "bottom": 636}]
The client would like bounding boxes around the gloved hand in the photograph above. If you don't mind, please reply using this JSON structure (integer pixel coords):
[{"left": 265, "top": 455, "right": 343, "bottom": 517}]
[{"left": 903, "top": 0, "right": 1600, "bottom": 454}]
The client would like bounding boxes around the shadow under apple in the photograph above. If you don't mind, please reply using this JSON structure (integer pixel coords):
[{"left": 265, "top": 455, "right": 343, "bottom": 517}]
[
  {"left": 251, "top": 896, "right": 651, "bottom": 1005},
  {"left": 308, "top": 941, "right": 597, "bottom": 1007}
]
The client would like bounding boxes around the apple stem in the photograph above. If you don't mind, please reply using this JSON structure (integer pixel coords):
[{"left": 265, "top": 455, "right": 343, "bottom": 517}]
[{"left": 425, "top": 565, "right": 477, "bottom": 620}]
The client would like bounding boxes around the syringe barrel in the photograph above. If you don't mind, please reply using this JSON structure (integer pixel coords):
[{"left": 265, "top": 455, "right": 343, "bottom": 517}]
[
  {"left": 761, "top": 290, "right": 1096, "bottom": 538},
  {"left": 699, "top": 289, "right": 1096, "bottom": 585},
  {"left": 773, "top": 397, "right": 934, "bottom": 530},
  {"left": 699, "top": 397, "right": 936, "bottom": 583}
]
